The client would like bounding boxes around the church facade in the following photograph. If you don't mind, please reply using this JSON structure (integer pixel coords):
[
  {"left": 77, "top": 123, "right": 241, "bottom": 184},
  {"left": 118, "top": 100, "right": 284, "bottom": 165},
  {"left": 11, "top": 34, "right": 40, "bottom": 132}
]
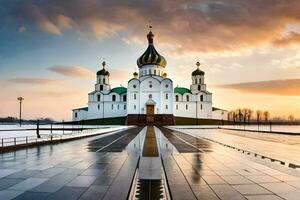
[{"left": 72, "top": 29, "right": 222, "bottom": 125}]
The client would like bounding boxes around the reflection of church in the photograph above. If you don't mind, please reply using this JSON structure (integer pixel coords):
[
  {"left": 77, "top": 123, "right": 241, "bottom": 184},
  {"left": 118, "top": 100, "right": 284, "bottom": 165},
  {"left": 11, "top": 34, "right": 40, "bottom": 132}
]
[{"left": 72, "top": 28, "right": 223, "bottom": 125}]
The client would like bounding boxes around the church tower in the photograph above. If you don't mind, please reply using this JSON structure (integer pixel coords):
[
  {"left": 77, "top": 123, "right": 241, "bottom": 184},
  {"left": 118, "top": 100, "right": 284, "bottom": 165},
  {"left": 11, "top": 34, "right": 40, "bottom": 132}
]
[
  {"left": 95, "top": 61, "right": 111, "bottom": 93},
  {"left": 190, "top": 61, "right": 206, "bottom": 93}
]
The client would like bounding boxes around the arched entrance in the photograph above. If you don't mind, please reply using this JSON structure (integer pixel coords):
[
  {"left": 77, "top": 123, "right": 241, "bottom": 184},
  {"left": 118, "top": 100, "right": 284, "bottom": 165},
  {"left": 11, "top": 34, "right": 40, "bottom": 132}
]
[
  {"left": 145, "top": 98, "right": 156, "bottom": 124},
  {"left": 146, "top": 105, "right": 154, "bottom": 124}
]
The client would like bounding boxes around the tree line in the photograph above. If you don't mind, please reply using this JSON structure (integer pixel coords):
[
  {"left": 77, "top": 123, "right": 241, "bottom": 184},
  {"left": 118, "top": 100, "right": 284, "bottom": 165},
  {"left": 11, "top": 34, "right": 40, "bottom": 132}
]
[{"left": 227, "top": 108, "right": 295, "bottom": 124}]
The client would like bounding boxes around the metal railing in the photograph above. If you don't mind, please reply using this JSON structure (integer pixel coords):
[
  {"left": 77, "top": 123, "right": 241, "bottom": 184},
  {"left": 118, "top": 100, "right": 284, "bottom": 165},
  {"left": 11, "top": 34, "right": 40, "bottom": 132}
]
[{"left": 0, "top": 126, "right": 128, "bottom": 148}]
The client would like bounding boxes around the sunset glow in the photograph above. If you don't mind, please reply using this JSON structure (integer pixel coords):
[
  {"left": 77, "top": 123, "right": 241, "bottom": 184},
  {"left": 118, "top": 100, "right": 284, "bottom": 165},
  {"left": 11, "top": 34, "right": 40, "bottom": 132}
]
[{"left": 1, "top": 0, "right": 300, "bottom": 120}]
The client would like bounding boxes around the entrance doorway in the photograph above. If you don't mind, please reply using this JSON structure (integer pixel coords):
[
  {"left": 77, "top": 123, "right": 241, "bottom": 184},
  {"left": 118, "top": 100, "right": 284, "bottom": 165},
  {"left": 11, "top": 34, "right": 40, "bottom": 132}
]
[{"left": 146, "top": 105, "right": 154, "bottom": 124}]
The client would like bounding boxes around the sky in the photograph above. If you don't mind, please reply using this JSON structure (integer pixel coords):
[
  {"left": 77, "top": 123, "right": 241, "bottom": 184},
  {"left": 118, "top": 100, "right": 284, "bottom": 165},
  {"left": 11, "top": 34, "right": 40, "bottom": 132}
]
[{"left": 1, "top": 0, "right": 300, "bottom": 120}]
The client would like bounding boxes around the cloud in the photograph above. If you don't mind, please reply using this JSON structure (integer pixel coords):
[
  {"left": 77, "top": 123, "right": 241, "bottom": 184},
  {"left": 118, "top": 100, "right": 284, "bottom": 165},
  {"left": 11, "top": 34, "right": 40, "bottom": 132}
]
[
  {"left": 7, "top": 78, "right": 59, "bottom": 85},
  {"left": 47, "top": 65, "right": 94, "bottom": 78},
  {"left": 273, "top": 31, "right": 300, "bottom": 48},
  {"left": 216, "top": 79, "right": 300, "bottom": 96},
  {"left": 5, "top": 0, "right": 300, "bottom": 53},
  {"left": 271, "top": 53, "right": 300, "bottom": 69}
]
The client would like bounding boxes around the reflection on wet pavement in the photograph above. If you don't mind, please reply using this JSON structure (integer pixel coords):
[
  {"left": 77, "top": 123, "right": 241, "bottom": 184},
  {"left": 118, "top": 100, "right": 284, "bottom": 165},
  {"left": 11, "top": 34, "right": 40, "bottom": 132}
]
[
  {"left": 158, "top": 127, "right": 300, "bottom": 200},
  {"left": 1, "top": 126, "right": 300, "bottom": 200}
]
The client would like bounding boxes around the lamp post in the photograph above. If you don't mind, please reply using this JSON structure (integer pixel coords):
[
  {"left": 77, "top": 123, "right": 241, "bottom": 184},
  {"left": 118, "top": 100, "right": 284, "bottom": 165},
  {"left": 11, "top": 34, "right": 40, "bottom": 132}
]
[
  {"left": 221, "top": 111, "right": 224, "bottom": 126},
  {"left": 17, "top": 97, "right": 24, "bottom": 126}
]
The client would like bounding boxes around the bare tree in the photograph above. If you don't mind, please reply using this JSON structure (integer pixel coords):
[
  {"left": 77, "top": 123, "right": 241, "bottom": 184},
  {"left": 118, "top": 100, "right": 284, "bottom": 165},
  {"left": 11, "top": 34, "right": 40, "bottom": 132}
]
[
  {"left": 263, "top": 111, "right": 270, "bottom": 122},
  {"left": 242, "top": 108, "right": 248, "bottom": 124},
  {"left": 288, "top": 114, "right": 295, "bottom": 121},
  {"left": 247, "top": 109, "right": 253, "bottom": 123},
  {"left": 256, "top": 110, "right": 262, "bottom": 124}
]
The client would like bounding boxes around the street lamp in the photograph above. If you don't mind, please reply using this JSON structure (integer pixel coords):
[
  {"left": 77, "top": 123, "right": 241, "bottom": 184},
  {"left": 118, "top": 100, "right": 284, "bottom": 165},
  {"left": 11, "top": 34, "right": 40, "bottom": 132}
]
[
  {"left": 221, "top": 111, "right": 224, "bottom": 126},
  {"left": 17, "top": 97, "right": 24, "bottom": 126}
]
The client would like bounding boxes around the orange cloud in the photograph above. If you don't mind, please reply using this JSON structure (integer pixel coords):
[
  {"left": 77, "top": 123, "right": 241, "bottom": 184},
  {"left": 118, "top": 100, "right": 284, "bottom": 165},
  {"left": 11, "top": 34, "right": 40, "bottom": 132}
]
[
  {"left": 48, "top": 65, "right": 94, "bottom": 78},
  {"left": 273, "top": 32, "right": 300, "bottom": 48},
  {"left": 216, "top": 79, "right": 300, "bottom": 96},
  {"left": 7, "top": 78, "right": 60, "bottom": 85},
  {"left": 11, "top": 1, "right": 300, "bottom": 53}
]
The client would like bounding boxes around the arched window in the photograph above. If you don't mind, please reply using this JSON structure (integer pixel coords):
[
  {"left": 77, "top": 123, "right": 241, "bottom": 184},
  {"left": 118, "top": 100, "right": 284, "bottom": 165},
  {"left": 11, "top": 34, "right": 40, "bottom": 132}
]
[
  {"left": 200, "top": 95, "right": 203, "bottom": 102},
  {"left": 103, "top": 78, "right": 106, "bottom": 84},
  {"left": 123, "top": 95, "right": 127, "bottom": 102},
  {"left": 186, "top": 95, "right": 189, "bottom": 102},
  {"left": 97, "top": 94, "right": 100, "bottom": 102},
  {"left": 100, "top": 85, "right": 103, "bottom": 91},
  {"left": 111, "top": 104, "right": 113, "bottom": 110},
  {"left": 134, "top": 105, "right": 136, "bottom": 110},
  {"left": 175, "top": 95, "right": 179, "bottom": 102},
  {"left": 186, "top": 104, "right": 188, "bottom": 110},
  {"left": 176, "top": 104, "right": 178, "bottom": 110},
  {"left": 112, "top": 95, "right": 116, "bottom": 102},
  {"left": 134, "top": 93, "right": 136, "bottom": 100},
  {"left": 166, "top": 93, "right": 168, "bottom": 100},
  {"left": 166, "top": 105, "right": 168, "bottom": 109},
  {"left": 124, "top": 104, "right": 126, "bottom": 110},
  {"left": 117, "top": 104, "right": 119, "bottom": 109},
  {"left": 98, "top": 104, "right": 100, "bottom": 110},
  {"left": 198, "top": 85, "right": 201, "bottom": 91},
  {"left": 75, "top": 112, "right": 77, "bottom": 118},
  {"left": 200, "top": 104, "right": 203, "bottom": 110}
]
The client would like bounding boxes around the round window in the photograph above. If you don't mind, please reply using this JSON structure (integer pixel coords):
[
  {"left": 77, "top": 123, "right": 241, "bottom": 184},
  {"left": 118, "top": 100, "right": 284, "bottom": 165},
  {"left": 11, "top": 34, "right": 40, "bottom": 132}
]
[
  {"left": 149, "top": 94, "right": 152, "bottom": 98},
  {"left": 133, "top": 85, "right": 136, "bottom": 88},
  {"left": 165, "top": 84, "right": 169, "bottom": 88},
  {"left": 149, "top": 84, "right": 152, "bottom": 88}
]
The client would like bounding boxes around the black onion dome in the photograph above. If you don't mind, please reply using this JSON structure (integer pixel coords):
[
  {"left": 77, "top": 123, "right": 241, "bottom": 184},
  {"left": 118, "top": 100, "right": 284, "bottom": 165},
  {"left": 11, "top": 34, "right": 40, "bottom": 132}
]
[
  {"left": 137, "top": 30, "right": 167, "bottom": 68},
  {"left": 97, "top": 61, "right": 110, "bottom": 76},
  {"left": 192, "top": 61, "right": 205, "bottom": 76}
]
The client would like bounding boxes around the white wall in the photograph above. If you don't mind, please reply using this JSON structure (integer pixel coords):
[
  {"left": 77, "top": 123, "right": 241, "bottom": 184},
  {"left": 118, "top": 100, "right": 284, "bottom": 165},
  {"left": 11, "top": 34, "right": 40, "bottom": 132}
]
[
  {"left": 72, "top": 109, "right": 88, "bottom": 121},
  {"left": 127, "top": 76, "right": 173, "bottom": 115}
]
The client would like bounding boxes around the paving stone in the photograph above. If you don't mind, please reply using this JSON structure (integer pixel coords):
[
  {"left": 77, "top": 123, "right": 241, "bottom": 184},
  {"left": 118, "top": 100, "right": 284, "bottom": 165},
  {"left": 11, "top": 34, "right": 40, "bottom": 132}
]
[
  {"left": 260, "top": 182, "right": 300, "bottom": 194},
  {"left": 81, "top": 168, "right": 104, "bottom": 176},
  {"left": 30, "top": 174, "right": 77, "bottom": 193},
  {"left": 233, "top": 184, "right": 272, "bottom": 195},
  {"left": 0, "top": 190, "right": 24, "bottom": 200},
  {"left": 201, "top": 175, "right": 227, "bottom": 184},
  {"left": 0, "top": 178, "right": 24, "bottom": 190},
  {"left": 245, "top": 194, "right": 283, "bottom": 200},
  {"left": 9, "top": 178, "right": 48, "bottom": 191},
  {"left": 46, "top": 186, "right": 87, "bottom": 200},
  {"left": 0, "top": 169, "right": 20, "bottom": 178},
  {"left": 245, "top": 175, "right": 281, "bottom": 183},
  {"left": 92, "top": 175, "right": 115, "bottom": 186},
  {"left": 67, "top": 176, "right": 97, "bottom": 187},
  {"left": 12, "top": 191, "right": 51, "bottom": 200},
  {"left": 33, "top": 167, "right": 66, "bottom": 178},
  {"left": 277, "top": 192, "right": 300, "bottom": 200},
  {"left": 210, "top": 184, "right": 246, "bottom": 200},
  {"left": 192, "top": 185, "right": 219, "bottom": 200},
  {"left": 79, "top": 185, "right": 108, "bottom": 200},
  {"left": 222, "top": 176, "right": 253, "bottom": 185},
  {"left": 6, "top": 170, "right": 40, "bottom": 179}
]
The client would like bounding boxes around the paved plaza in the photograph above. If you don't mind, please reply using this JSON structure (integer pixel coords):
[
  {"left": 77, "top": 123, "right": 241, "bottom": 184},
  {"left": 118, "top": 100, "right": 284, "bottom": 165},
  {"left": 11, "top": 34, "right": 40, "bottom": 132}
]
[{"left": 0, "top": 126, "right": 299, "bottom": 200}]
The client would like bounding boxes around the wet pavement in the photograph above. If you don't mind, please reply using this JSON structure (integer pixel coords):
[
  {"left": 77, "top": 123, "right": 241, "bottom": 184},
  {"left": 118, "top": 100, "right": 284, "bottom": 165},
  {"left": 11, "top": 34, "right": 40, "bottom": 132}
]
[
  {"left": 0, "top": 126, "right": 299, "bottom": 200},
  {"left": 170, "top": 128, "right": 300, "bottom": 168}
]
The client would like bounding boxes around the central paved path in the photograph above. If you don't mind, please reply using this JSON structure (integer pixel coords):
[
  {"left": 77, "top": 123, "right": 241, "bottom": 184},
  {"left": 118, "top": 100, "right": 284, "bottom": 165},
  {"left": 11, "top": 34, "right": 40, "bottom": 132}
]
[{"left": 0, "top": 126, "right": 300, "bottom": 200}]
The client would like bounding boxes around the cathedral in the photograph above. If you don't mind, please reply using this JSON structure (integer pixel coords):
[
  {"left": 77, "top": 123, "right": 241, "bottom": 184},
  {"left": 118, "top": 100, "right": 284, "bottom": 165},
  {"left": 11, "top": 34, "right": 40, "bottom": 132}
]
[{"left": 72, "top": 28, "right": 224, "bottom": 125}]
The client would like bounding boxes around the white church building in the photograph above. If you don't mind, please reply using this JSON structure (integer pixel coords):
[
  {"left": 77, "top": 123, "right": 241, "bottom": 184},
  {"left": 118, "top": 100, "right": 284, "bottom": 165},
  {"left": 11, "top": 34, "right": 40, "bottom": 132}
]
[{"left": 72, "top": 29, "right": 226, "bottom": 125}]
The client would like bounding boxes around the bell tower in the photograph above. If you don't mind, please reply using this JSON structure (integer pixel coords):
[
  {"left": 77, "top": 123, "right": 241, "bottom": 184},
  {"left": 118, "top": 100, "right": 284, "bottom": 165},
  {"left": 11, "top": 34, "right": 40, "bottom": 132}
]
[
  {"left": 95, "top": 61, "right": 111, "bottom": 92},
  {"left": 190, "top": 61, "right": 206, "bottom": 93}
]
